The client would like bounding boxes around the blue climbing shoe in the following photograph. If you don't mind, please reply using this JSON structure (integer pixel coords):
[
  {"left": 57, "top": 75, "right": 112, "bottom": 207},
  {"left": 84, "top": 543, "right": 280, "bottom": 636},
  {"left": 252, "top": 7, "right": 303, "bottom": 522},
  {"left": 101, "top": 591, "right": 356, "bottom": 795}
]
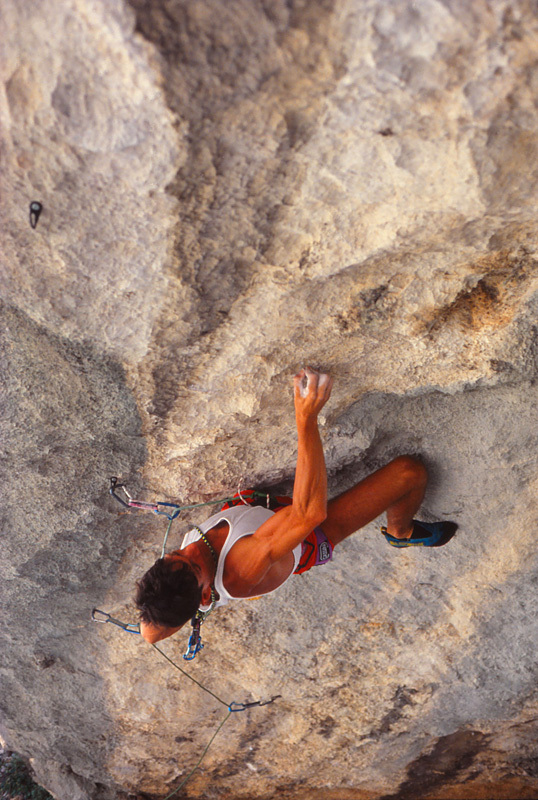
[{"left": 381, "top": 520, "right": 457, "bottom": 548}]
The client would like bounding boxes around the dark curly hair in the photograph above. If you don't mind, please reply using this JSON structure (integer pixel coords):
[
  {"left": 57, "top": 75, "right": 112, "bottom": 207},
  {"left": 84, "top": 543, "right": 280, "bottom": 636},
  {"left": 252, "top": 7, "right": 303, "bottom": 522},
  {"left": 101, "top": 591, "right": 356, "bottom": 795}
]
[{"left": 135, "top": 558, "right": 202, "bottom": 628}]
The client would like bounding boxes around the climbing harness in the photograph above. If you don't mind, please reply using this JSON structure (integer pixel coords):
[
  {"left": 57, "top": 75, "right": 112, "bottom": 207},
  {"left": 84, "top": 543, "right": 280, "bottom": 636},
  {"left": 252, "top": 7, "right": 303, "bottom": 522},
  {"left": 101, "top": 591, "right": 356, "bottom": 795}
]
[{"left": 92, "top": 478, "right": 281, "bottom": 798}]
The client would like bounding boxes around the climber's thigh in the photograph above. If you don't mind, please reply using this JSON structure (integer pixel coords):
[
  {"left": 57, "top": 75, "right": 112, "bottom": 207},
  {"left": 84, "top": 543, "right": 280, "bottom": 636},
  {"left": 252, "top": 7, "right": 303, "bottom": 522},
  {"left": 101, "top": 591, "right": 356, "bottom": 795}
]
[{"left": 323, "top": 456, "right": 426, "bottom": 546}]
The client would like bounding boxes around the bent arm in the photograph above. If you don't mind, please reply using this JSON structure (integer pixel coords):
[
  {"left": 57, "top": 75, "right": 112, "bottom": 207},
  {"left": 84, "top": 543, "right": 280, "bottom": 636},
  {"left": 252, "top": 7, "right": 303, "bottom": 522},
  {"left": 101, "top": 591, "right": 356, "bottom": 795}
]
[{"left": 234, "top": 369, "right": 333, "bottom": 581}]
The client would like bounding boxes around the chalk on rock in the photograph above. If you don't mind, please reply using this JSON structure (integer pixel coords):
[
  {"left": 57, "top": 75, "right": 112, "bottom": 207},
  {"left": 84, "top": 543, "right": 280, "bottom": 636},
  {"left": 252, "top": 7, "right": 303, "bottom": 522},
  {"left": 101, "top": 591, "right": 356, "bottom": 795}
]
[{"left": 299, "top": 367, "right": 329, "bottom": 396}]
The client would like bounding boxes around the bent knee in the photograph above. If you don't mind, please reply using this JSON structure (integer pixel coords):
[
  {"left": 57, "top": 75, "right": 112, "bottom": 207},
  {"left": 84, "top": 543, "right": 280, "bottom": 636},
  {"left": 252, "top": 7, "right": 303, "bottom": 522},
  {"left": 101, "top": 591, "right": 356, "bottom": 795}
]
[{"left": 390, "top": 455, "right": 427, "bottom": 487}]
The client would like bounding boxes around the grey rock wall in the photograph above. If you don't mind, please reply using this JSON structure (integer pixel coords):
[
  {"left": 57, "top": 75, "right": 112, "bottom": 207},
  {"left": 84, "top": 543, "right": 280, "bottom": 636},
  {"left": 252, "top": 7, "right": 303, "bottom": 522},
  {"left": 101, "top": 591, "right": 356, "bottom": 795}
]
[{"left": 1, "top": 1, "right": 538, "bottom": 798}]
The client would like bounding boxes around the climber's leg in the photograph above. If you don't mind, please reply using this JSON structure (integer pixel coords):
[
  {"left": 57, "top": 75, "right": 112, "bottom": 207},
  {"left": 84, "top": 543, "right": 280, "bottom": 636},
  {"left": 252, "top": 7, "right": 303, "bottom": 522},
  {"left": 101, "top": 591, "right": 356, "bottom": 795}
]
[{"left": 322, "top": 455, "right": 428, "bottom": 546}]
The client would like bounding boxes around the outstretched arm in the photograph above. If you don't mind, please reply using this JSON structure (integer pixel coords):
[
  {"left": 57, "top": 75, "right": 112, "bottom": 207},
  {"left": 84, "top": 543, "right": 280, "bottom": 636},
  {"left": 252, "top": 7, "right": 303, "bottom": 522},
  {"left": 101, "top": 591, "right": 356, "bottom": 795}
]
[
  {"left": 290, "top": 367, "right": 332, "bottom": 529},
  {"left": 231, "top": 368, "right": 333, "bottom": 583}
]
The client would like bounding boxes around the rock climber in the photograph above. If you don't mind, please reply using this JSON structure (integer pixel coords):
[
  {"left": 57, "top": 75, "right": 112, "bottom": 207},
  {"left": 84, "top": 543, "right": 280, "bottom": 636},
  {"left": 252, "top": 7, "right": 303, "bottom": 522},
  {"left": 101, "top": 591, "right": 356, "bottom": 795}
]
[{"left": 136, "top": 367, "right": 455, "bottom": 644}]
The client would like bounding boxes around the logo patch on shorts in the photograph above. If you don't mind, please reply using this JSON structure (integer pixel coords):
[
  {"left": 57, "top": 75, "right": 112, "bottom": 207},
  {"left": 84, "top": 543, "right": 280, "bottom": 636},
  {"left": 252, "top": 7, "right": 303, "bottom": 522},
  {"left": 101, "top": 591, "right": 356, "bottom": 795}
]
[{"left": 318, "top": 541, "right": 331, "bottom": 562}]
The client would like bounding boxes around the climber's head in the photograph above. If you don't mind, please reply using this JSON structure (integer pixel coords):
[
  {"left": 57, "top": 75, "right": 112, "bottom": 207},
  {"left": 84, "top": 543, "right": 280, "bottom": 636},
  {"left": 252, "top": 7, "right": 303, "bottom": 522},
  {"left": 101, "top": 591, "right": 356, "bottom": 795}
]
[{"left": 135, "top": 557, "right": 202, "bottom": 629}]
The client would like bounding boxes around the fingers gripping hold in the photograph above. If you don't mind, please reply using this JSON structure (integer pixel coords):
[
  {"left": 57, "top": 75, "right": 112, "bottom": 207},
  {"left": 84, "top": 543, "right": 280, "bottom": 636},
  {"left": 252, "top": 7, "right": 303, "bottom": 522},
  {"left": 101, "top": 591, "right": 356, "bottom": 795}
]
[
  {"left": 294, "top": 367, "right": 333, "bottom": 417},
  {"left": 298, "top": 366, "right": 317, "bottom": 398},
  {"left": 318, "top": 373, "right": 331, "bottom": 391}
]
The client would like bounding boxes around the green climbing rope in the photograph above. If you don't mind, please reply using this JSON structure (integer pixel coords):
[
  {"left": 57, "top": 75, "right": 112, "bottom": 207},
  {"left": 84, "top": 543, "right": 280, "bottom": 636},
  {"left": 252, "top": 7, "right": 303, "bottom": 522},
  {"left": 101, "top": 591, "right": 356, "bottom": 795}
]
[
  {"left": 151, "top": 644, "right": 229, "bottom": 707},
  {"left": 150, "top": 642, "right": 279, "bottom": 799},
  {"left": 161, "top": 710, "right": 232, "bottom": 800},
  {"left": 159, "top": 489, "right": 270, "bottom": 557}
]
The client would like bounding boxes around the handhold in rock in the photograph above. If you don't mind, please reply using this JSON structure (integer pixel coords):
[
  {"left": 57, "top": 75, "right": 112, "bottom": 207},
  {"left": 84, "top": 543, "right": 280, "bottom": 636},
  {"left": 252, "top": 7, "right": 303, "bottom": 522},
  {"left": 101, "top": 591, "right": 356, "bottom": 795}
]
[{"left": 299, "top": 366, "right": 330, "bottom": 397}]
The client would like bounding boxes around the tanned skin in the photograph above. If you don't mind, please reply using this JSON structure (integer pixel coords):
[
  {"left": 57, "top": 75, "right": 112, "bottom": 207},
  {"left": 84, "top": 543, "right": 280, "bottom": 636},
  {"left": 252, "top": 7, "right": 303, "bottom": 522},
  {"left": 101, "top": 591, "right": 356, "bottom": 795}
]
[{"left": 140, "top": 368, "right": 427, "bottom": 644}]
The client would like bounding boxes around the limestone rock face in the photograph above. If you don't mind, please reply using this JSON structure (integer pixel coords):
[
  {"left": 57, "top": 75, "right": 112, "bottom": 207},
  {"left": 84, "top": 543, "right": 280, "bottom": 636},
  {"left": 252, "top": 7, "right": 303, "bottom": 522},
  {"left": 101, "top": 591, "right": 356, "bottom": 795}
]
[{"left": 2, "top": 1, "right": 538, "bottom": 798}]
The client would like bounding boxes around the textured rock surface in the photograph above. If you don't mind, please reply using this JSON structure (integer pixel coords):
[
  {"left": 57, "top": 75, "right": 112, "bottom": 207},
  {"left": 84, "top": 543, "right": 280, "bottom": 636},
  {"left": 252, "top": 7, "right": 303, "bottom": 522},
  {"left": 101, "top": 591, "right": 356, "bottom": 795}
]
[{"left": 2, "top": 0, "right": 538, "bottom": 798}]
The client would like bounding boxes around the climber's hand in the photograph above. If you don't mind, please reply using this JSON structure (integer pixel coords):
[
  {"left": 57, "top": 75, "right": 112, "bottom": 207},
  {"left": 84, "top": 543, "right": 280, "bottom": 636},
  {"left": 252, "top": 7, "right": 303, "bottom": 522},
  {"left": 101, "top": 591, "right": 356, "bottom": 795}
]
[{"left": 293, "top": 367, "right": 333, "bottom": 424}]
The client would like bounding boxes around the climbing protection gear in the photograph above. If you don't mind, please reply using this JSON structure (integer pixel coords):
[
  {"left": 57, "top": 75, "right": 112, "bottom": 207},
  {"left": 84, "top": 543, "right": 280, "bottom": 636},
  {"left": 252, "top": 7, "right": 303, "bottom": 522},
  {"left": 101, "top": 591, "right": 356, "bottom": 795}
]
[
  {"left": 183, "top": 615, "right": 203, "bottom": 660},
  {"left": 183, "top": 525, "right": 219, "bottom": 659},
  {"left": 109, "top": 476, "right": 270, "bottom": 519},
  {"left": 152, "top": 643, "right": 280, "bottom": 714},
  {"left": 105, "top": 478, "right": 213, "bottom": 659},
  {"left": 103, "top": 477, "right": 276, "bottom": 659},
  {"left": 92, "top": 604, "right": 280, "bottom": 796},
  {"left": 91, "top": 608, "right": 140, "bottom": 633},
  {"left": 29, "top": 201, "right": 43, "bottom": 228},
  {"left": 109, "top": 476, "right": 182, "bottom": 521},
  {"left": 93, "top": 478, "right": 284, "bottom": 797},
  {"left": 152, "top": 639, "right": 280, "bottom": 800}
]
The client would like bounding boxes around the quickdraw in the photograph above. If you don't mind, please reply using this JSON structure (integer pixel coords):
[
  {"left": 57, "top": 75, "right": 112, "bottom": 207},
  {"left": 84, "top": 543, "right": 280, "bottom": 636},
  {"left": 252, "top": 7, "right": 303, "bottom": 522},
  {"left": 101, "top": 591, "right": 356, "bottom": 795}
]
[
  {"left": 228, "top": 697, "right": 281, "bottom": 712},
  {"left": 91, "top": 608, "right": 140, "bottom": 634},
  {"left": 109, "top": 476, "right": 270, "bottom": 519},
  {"left": 109, "top": 476, "right": 181, "bottom": 521},
  {"left": 183, "top": 617, "right": 202, "bottom": 660}
]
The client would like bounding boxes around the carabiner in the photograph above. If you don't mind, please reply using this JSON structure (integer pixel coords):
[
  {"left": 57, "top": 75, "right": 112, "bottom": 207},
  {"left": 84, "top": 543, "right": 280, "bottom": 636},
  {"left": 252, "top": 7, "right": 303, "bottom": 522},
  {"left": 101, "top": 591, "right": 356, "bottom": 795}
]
[
  {"left": 183, "top": 635, "right": 203, "bottom": 660},
  {"left": 109, "top": 477, "right": 180, "bottom": 520},
  {"left": 91, "top": 608, "right": 111, "bottom": 623},
  {"left": 91, "top": 608, "right": 140, "bottom": 634},
  {"left": 183, "top": 617, "right": 203, "bottom": 660},
  {"left": 228, "top": 695, "right": 281, "bottom": 712},
  {"left": 109, "top": 477, "right": 131, "bottom": 509}
]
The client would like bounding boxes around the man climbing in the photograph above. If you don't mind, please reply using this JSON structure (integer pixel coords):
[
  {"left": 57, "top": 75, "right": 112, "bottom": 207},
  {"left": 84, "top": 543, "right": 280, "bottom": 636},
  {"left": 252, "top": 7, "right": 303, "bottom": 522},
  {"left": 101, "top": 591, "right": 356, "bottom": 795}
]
[{"left": 136, "top": 367, "right": 454, "bottom": 644}]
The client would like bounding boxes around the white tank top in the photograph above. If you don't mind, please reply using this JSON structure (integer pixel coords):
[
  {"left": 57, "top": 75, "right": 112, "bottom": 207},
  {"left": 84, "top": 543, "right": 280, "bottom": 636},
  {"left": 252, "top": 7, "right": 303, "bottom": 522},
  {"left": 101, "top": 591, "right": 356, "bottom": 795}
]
[{"left": 180, "top": 504, "right": 302, "bottom": 611}]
